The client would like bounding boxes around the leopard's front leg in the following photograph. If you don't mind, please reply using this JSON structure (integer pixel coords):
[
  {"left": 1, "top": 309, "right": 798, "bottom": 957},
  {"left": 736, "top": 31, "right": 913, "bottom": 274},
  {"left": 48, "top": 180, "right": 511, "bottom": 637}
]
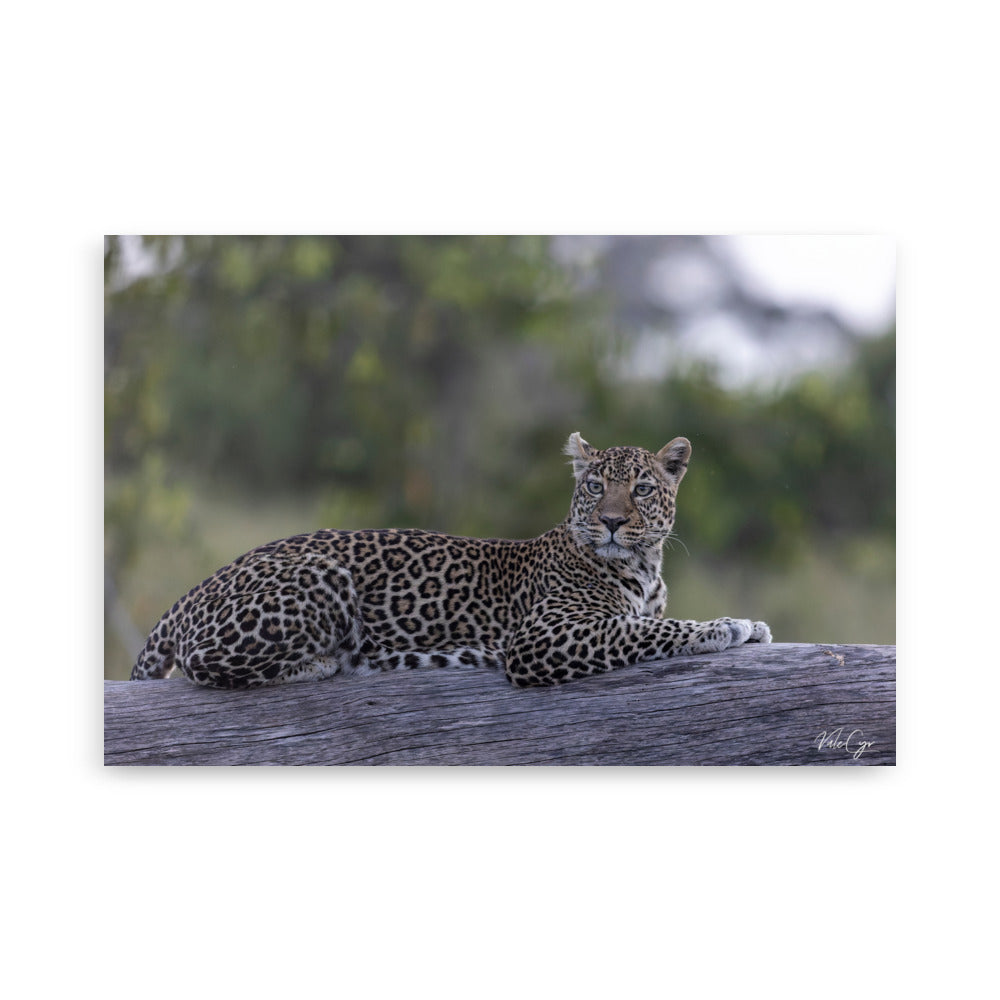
[
  {"left": 677, "top": 616, "right": 772, "bottom": 655},
  {"left": 504, "top": 597, "right": 771, "bottom": 687}
]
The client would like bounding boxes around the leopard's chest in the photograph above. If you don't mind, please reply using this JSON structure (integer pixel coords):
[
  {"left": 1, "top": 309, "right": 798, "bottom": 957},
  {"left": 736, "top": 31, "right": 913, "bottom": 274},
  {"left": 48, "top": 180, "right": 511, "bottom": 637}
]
[
  {"left": 638, "top": 574, "right": 667, "bottom": 618},
  {"left": 569, "top": 559, "right": 667, "bottom": 620},
  {"left": 618, "top": 560, "right": 668, "bottom": 618}
]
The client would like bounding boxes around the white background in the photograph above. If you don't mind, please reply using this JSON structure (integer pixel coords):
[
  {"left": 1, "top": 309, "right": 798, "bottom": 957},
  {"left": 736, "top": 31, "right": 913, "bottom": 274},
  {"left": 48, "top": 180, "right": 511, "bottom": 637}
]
[{"left": 4, "top": 2, "right": 995, "bottom": 997}]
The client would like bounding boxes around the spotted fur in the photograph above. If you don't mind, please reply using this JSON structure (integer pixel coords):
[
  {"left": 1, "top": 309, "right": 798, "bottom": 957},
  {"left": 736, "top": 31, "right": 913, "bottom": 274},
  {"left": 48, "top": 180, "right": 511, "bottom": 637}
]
[{"left": 131, "top": 433, "right": 771, "bottom": 688}]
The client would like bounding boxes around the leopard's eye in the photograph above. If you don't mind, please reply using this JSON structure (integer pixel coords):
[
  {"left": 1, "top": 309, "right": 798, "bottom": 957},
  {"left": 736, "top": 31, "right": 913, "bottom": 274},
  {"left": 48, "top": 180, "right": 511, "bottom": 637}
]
[
  {"left": 585, "top": 480, "right": 604, "bottom": 496},
  {"left": 633, "top": 483, "right": 654, "bottom": 498}
]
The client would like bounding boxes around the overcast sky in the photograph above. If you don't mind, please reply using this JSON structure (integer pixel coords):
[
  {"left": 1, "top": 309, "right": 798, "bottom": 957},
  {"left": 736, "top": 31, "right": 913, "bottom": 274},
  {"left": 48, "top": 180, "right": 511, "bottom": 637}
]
[{"left": 726, "top": 235, "right": 896, "bottom": 334}]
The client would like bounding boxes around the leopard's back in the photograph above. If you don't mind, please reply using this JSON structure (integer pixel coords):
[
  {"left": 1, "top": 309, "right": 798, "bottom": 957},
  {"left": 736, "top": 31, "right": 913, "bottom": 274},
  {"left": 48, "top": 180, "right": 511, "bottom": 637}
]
[{"left": 132, "top": 526, "right": 573, "bottom": 686}]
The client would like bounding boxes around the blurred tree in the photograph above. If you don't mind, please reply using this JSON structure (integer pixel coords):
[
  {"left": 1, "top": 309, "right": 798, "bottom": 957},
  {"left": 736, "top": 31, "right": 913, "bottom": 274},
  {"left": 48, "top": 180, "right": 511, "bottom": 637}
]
[
  {"left": 602, "top": 326, "right": 895, "bottom": 563},
  {"left": 105, "top": 235, "right": 605, "bottom": 532},
  {"left": 104, "top": 235, "right": 895, "bottom": 677}
]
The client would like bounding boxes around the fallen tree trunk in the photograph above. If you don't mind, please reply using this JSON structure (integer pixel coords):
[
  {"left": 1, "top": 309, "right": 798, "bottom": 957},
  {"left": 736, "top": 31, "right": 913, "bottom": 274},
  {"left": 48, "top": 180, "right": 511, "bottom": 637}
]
[{"left": 103, "top": 642, "right": 895, "bottom": 766}]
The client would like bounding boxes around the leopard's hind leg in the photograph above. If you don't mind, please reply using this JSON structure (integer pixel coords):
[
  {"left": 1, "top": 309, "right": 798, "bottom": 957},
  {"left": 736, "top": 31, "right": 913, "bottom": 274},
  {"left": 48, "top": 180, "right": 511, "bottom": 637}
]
[{"left": 133, "top": 551, "right": 372, "bottom": 688}]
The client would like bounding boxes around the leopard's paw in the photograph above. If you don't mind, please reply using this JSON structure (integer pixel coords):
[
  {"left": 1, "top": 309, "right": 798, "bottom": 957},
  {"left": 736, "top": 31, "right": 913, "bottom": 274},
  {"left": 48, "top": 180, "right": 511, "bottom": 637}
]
[
  {"left": 686, "top": 617, "right": 771, "bottom": 655},
  {"left": 712, "top": 618, "right": 771, "bottom": 648},
  {"left": 725, "top": 617, "right": 754, "bottom": 646}
]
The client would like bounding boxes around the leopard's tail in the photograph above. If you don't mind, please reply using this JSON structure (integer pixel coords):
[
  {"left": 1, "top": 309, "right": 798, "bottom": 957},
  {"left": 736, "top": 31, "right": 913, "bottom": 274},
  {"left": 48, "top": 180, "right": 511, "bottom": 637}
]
[{"left": 130, "top": 608, "right": 178, "bottom": 680}]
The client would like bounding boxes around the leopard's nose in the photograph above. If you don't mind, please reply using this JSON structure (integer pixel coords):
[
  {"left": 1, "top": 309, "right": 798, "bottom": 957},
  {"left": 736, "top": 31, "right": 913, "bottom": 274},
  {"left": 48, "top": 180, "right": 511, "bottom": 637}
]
[{"left": 599, "top": 515, "right": 628, "bottom": 534}]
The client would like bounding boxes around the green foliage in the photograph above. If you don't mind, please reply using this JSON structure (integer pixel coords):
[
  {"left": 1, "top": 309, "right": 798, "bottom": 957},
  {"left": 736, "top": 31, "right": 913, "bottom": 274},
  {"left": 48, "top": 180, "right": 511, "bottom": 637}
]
[
  {"left": 575, "top": 328, "right": 895, "bottom": 565},
  {"left": 104, "top": 235, "right": 895, "bottom": 678},
  {"left": 105, "top": 236, "right": 603, "bottom": 531}
]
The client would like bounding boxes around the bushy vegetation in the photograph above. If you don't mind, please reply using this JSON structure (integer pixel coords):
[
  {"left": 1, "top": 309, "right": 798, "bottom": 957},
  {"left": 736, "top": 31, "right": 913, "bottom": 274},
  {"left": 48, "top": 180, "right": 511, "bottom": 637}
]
[{"left": 104, "top": 235, "right": 895, "bottom": 678}]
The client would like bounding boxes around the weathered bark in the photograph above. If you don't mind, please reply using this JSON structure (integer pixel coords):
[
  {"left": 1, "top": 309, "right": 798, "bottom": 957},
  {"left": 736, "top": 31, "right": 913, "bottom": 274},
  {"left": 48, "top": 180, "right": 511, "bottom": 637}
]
[{"left": 104, "top": 642, "right": 895, "bottom": 766}]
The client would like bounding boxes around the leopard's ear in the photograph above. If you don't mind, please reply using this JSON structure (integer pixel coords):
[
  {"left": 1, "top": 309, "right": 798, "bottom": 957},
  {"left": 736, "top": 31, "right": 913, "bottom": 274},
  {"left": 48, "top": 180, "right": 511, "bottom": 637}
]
[
  {"left": 656, "top": 437, "right": 691, "bottom": 484},
  {"left": 564, "top": 432, "right": 597, "bottom": 481}
]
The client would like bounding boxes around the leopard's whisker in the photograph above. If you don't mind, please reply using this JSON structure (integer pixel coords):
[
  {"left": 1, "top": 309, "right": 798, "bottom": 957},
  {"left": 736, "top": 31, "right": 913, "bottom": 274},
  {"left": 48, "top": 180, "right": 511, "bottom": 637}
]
[{"left": 663, "top": 533, "right": 690, "bottom": 556}]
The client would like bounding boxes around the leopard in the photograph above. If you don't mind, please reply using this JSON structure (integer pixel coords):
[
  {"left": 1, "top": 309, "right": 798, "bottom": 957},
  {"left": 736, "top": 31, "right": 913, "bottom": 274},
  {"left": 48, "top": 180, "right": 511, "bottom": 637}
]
[{"left": 131, "top": 432, "right": 771, "bottom": 689}]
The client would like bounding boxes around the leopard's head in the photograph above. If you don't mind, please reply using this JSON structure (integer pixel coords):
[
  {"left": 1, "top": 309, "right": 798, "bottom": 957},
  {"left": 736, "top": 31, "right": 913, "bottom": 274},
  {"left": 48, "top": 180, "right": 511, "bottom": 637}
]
[{"left": 563, "top": 432, "right": 691, "bottom": 561}]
